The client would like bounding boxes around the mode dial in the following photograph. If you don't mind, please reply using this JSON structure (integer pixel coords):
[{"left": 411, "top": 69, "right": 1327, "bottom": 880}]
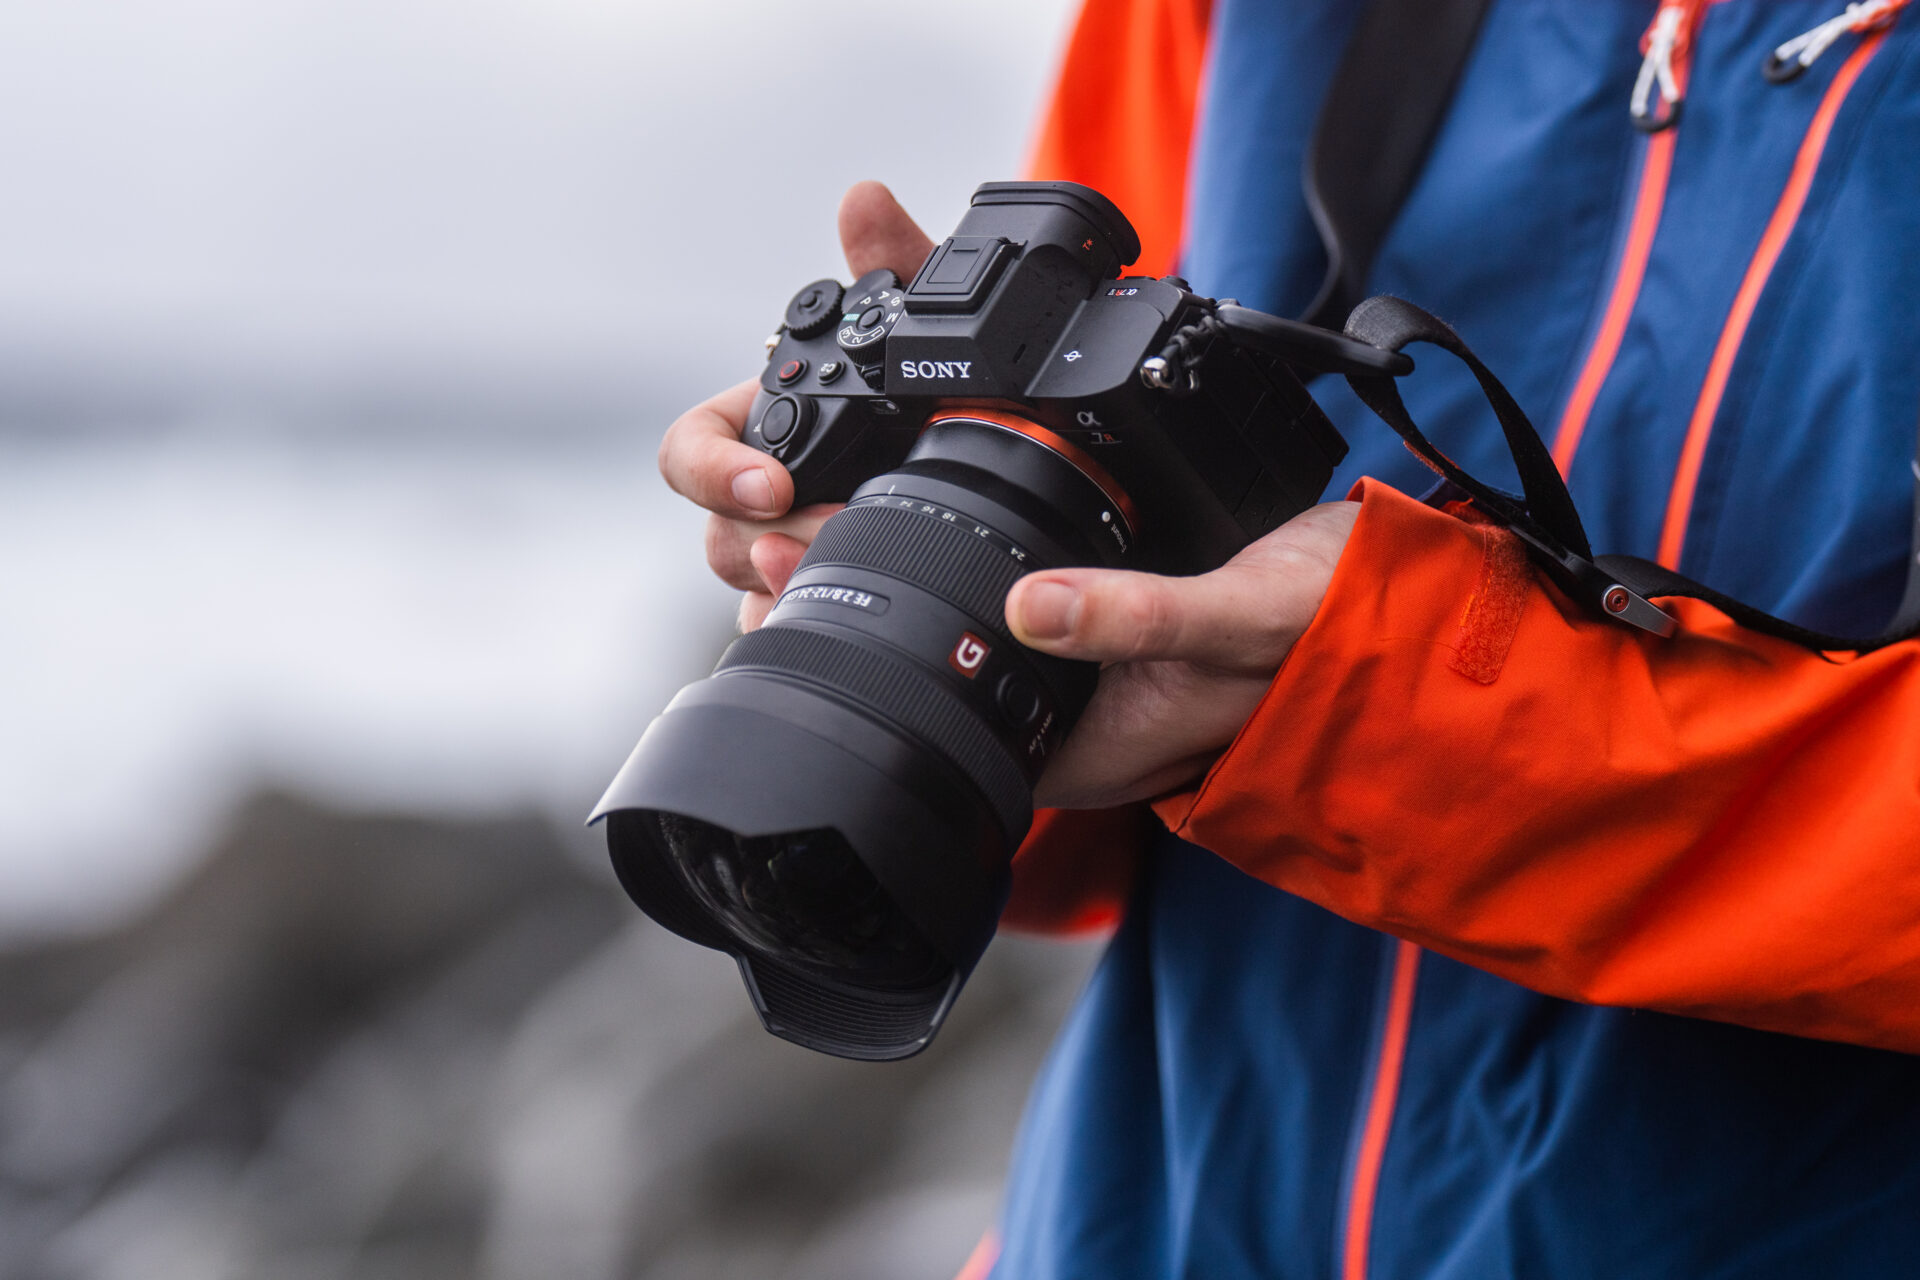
[
  {"left": 835, "top": 269, "right": 906, "bottom": 364},
  {"left": 783, "top": 279, "right": 844, "bottom": 340}
]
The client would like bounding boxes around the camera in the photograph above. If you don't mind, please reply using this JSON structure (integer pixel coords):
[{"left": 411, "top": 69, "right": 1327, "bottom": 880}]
[{"left": 592, "top": 181, "right": 1407, "bottom": 1060}]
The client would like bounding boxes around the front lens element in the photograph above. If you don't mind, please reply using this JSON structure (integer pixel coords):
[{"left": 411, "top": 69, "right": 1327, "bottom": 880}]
[{"left": 651, "top": 813, "right": 947, "bottom": 991}]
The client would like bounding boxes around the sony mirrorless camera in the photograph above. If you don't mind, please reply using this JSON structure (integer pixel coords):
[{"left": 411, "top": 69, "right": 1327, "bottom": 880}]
[{"left": 592, "top": 181, "right": 1407, "bottom": 1060}]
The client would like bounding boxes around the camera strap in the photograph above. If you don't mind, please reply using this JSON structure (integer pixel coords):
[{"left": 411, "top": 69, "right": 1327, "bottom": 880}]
[
  {"left": 1302, "top": 0, "right": 1496, "bottom": 330},
  {"left": 1342, "top": 294, "right": 1920, "bottom": 652}
]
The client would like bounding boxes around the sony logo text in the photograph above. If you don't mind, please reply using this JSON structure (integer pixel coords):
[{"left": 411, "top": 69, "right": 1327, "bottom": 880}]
[{"left": 899, "top": 360, "right": 973, "bottom": 380}]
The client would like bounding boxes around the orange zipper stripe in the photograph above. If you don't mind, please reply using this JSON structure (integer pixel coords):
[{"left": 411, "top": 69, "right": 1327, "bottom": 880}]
[
  {"left": 1655, "top": 31, "right": 1890, "bottom": 568},
  {"left": 1550, "top": 128, "right": 1681, "bottom": 476},
  {"left": 1340, "top": 940, "right": 1422, "bottom": 1280}
]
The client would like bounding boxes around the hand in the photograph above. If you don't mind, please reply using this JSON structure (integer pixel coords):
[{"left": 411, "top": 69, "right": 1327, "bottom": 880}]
[
  {"left": 657, "top": 182, "right": 936, "bottom": 630},
  {"left": 1006, "top": 500, "right": 1360, "bottom": 811}
]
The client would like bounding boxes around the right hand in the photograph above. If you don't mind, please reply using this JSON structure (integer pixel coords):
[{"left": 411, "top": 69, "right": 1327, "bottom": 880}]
[{"left": 658, "top": 181, "right": 935, "bottom": 631}]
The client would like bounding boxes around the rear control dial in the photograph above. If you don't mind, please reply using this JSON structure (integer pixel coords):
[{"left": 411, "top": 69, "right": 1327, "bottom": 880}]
[{"left": 836, "top": 269, "right": 906, "bottom": 364}]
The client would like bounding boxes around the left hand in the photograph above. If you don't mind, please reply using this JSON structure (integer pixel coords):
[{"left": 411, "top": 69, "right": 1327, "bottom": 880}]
[{"left": 1005, "top": 500, "right": 1360, "bottom": 810}]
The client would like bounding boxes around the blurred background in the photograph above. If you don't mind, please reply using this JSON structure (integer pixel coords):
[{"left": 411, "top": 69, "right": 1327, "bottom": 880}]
[{"left": 0, "top": 2, "right": 1103, "bottom": 1276}]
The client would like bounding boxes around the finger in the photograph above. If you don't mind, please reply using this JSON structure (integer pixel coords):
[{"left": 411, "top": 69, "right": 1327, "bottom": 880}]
[
  {"left": 739, "top": 591, "right": 776, "bottom": 633},
  {"left": 838, "top": 181, "right": 937, "bottom": 282},
  {"left": 658, "top": 378, "right": 794, "bottom": 519},
  {"left": 1003, "top": 502, "right": 1357, "bottom": 667},
  {"left": 749, "top": 531, "right": 810, "bottom": 598},
  {"left": 704, "top": 504, "right": 839, "bottom": 592}
]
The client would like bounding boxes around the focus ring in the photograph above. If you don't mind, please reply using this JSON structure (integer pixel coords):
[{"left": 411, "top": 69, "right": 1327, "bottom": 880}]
[
  {"left": 802, "top": 503, "right": 1028, "bottom": 631},
  {"left": 715, "top": 625, "right": 1030, "bottom": 834}
]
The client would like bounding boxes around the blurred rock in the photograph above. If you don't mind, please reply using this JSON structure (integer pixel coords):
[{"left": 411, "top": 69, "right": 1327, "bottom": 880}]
[{"left": 0, "top": 790, "right": 1101, "bottom": 1279}]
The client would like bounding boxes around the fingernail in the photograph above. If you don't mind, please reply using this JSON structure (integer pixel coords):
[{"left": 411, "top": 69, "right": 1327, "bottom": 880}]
[
  {"left": 1017, "top": 580, "right": 1080, "bottom": 641},
  {"left": 731, "top": 468, "right": 777, "bottom": 514}
]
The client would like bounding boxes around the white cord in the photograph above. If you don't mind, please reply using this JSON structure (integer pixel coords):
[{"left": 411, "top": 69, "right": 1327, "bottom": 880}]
[
  {"left": 1770, "top": 0, "right": 1908, "bottom": 77},
  {"left": 1631, "top": 4, "right": 1689, "bottom": 126}
]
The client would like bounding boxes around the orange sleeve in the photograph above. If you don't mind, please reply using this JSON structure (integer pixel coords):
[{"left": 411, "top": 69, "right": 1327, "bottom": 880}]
[
  {"left": 1000, "top": 804, "right": 1158, "bottom": 935},
  {"left": 1024, "top": 0, "right": 1213, "bottom": 277},
  {"left": 999, "top": 0, "right": 1215, "bottom": 934},
  {"left": 1152, "top": 478, "right": 1920, "bottom": 1053}
]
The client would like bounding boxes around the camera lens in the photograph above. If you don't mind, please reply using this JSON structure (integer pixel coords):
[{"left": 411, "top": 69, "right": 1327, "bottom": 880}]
[
  {"left": 595, "top": 414, "right": 1130, "bottom": 1059},
  {"left": 650, "top": 813, "right": 947, "bottom": 990}
]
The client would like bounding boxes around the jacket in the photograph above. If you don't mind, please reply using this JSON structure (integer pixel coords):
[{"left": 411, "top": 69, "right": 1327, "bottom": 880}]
[{"left": 978, "top": 1, "right": 1920, "bottom": 1276}]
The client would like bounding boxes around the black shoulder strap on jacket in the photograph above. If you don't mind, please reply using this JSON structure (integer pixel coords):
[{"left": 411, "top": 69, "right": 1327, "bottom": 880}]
[
  {"left": 1344, "top": 295, "right": 1920, "bottom": 653},
  {"left": 1301, "top": 0, "right": 1496, "bottom": 330}
]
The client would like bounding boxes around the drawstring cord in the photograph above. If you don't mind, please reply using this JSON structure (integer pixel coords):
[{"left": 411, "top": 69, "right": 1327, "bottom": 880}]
[
  {"left": 1765, "top": 0, "right": 1911, "bottom": 82},
  {"left": 1631, "top": 0, "right": 1710, "bottom": 131}
]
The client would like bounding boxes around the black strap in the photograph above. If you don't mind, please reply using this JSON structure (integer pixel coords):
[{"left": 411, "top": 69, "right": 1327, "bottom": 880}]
[
  {"left": 1301, "top": 0, "right": 1496, "bottom": 331},
  {"left": 1343, "top": 296, "right": 1920, "bottom": 652}
]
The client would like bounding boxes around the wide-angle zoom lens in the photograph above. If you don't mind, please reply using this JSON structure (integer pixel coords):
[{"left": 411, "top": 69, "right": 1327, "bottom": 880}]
[{"left": 593, "top": 414, "right": 1130, "bottom": 1060}]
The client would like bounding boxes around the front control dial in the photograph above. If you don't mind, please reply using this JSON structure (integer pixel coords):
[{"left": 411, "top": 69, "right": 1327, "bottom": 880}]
[
  {"left": 835, "top": 269, "right": 906, "bottom": 364},
  {"left": 783, "top": 279, "right": 844, "bottom": 340}
]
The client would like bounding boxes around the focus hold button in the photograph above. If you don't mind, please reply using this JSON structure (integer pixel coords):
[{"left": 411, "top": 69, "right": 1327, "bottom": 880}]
[{"left": 996, "top": 672, "right": 1043, "bottom": 730}]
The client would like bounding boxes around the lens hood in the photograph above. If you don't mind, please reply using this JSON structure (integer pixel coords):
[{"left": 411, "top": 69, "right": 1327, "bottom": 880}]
[{"left": 591, "top": 669, "right": 1012, "bottom": 1060}]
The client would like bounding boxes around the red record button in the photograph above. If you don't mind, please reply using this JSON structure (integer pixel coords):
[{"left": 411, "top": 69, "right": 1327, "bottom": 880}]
[{"left": 776, "top": 358, "right": 807, "bottom": 385}]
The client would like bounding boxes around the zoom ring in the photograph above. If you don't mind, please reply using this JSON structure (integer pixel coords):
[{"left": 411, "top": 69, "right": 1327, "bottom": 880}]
[{"left": 715, "top": 625, "right": 1030, "bottom": 833}]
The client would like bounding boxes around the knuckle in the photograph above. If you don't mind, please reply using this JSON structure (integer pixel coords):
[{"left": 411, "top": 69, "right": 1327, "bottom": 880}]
[
  {"left": 704, "top": 518, "right": 756, "bottom": 588},
  {"left": 1115, "top": 582, "right": 1177, "bottom": 655},
  {"left": 703, "top": 515, "right": 732, "bottom": 572},
  {"left": 657, "top": 420, "right": 682, "bottom": 485}
]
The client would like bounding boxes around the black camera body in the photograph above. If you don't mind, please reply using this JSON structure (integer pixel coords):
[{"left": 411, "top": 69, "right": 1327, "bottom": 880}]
[
  {"left": 595, "top": 182, "right": 1385, "bottom": 1061},
  {"left": 747, "top": 181, "right": 1346, "bottom": 577}
]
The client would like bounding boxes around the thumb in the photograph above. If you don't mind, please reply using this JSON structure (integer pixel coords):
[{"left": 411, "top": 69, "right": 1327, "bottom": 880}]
[
  {"left": 1004, "top": 502, "right": 1358, "bottom": 667},
  {"left": 839, "top": 180, "right": 937, "bottom": 282},
  {"left": 1005, "top": 567, "right": 1292, "bottom": 671}
]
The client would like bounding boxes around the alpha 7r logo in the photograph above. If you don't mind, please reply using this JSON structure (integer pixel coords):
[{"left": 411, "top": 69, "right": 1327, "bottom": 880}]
[{"left": 949, "top": 631, "right": 991, "bottom": 678}]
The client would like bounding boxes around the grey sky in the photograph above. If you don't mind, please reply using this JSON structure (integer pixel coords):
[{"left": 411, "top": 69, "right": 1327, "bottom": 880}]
[{"left": 0, "top": 0, "right": 1080, "bottom": 423}]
